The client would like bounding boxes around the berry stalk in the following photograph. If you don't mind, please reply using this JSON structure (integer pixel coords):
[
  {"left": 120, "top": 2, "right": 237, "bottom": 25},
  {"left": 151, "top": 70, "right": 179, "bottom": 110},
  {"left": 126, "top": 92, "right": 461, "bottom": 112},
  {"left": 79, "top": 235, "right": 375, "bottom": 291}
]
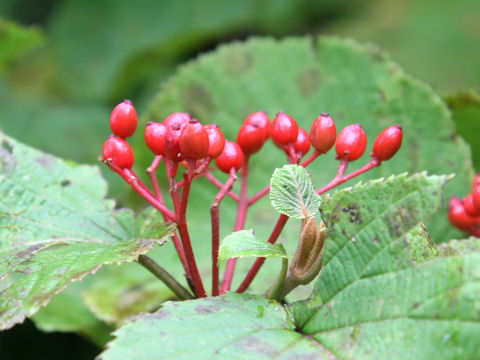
[
  {"left": 220, "top": 158, "right": 250, "bottom": 294},
  {"left": 210, "top": 169, "right": 237, "bottom": 295},
  {"left": 174, "top": 161, "right": 207, "bottom": 297}
]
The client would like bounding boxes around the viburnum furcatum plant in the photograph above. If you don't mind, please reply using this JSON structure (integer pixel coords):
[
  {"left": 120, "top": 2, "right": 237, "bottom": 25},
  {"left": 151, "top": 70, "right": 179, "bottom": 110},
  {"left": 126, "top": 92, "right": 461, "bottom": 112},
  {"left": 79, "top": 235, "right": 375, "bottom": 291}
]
[
  {"left": 2, "top": 37, "right": 479, "bottom": 359},
  {"left": 100, "top": 100, "right": 403, "bottom": 299}
]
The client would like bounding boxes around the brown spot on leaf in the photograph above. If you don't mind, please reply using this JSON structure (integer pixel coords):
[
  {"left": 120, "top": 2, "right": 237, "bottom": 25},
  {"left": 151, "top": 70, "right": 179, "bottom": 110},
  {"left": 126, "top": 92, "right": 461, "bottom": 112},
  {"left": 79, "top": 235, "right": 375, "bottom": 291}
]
[
  {"left": 181, "top": 82, "right": 215, "bottom": 119},
  {"left": 297, "top": 69, "right": 321, "bottom": 96},
  {"left": 224, "top": 50, "right": 253, "bottom": 75},
  {"left": 35, "top": 155, "right": 56, "bottom": 170},
  {"left": 195, "top": 304, "right": 221, "bottom": 314}
]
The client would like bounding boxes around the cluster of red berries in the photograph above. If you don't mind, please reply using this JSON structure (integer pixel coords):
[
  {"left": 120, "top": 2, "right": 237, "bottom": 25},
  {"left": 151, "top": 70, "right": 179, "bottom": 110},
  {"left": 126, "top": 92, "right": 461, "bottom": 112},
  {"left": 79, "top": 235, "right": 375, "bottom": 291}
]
[
  {"left": 100, "top": 99, "right": 403, "bottom": 298},
  {"left": 448, "top": 176, "right": 480, "bottom": 236},
  {"left": 102, "top": 100, "right": 403, "bottom": 173}
]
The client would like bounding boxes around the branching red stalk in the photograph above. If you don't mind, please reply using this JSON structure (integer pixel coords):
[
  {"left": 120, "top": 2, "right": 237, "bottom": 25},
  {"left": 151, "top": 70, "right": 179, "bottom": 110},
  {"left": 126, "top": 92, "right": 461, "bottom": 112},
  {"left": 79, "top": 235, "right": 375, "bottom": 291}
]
[
  {"left": 146, "top": 155, "right": 165, "bottom": 201},
  {"left": 210, "top": 168, "right": 238, "bottom": 296},
  {"left": 248, "top": 185, "right": 270, "bottom": 206},
  {"left": 205, "top": 172, "right": 240, "bottom": 202},
  {"left": 220, "top": 158, "right": 250, "bottom": 294},
  {"left": 301, "top": 150, "right": 321, "bottom": 167},
  {"left": 146, "top": 156, "right": 190, "bottom": 278},
  {"left": 173, "top": 160, "right": 207, "bottom": 297},
  {"left": 317, "top": 158, "right": 380, "bottom": 195},
  {"left": 103, "top": 162, "right": 176, "bottom": 220}
]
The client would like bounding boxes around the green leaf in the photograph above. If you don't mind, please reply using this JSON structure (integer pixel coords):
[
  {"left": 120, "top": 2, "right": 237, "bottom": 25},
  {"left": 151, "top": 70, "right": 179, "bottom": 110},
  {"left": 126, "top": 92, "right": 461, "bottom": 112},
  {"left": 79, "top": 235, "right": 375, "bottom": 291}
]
[
  {"left": 314, "top": 173, "right": 449, "bottom": 298},
  {"left": 0, "top": 19, "right": 43, "bottom": 73},
  {"left": 444, "top": 90, "right": 480, "bottom": 171},
  {"left": 98, "top": 294, "right": 331, "bottom": 360},
  {"left": 270, "top": 165, "right": 320, "bottom": 219},
  {"left": 46, "top": 0, "right": 362, "bottom": 101},
  {"left": 146, "top": 36, "right": 473, "bottom": 249},
  {"left": 0, "top": 132, "right": 171, "bottom": 330},
  {"left": 218, "top": 229, "right": 287, "bottom": 263},
  {"left": 290, "top": 173, "right": 480, "bottom": 357}
]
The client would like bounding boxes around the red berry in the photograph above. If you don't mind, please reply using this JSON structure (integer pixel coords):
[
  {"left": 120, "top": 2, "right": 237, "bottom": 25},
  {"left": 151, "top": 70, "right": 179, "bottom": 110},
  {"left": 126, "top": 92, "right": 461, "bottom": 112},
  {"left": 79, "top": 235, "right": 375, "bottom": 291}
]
[
  {"left": 215, "top": 141, "right": 244, "bottom": 173},
  {"left": 110, "top": 100, "right": 138, "bottom": 138},
  {"left": 236, "top": 123, "right": 265, "bottom": 155},
  {"left": 205, "top": 124, "right": 225, "bottom": 158},
  {"left": 292, "top": 128, "right": 311, "bottom": 156},
  {"left": 472, "top": 174, "right": 480, "bottom": 188},
  {"left": 164, "top": 124, "right": 183, "bottom": 161},
  {"left": 102, "top": 136, "right": 134, "bottom": 168},
  {"left": 463, "top": 194, "right": 480, "bottom": 217},
  {"left": 335, "top": 124, "right": 367, "bottom": 161},
  {"left": 163, "top": 112, "right": 191, "bottom": 129},
  {"left": 243, "top": 111, "right": 271, "bottom": 141},
  {"left": 472, "top": 185, "right": 480, "bottom": 212},
  {"left": 372, "top": 124, "right": 403, "bottom": 161},
  {"left": 144, "top": 122, "right": 167, "bottom": 155},
  {"left": 179, "top": 119, "right": 210, "bottom": 160},
  {"left": 309, "top": 113, "right": 336, "bottom": 153},
  {"left": 271, "top": 112, "right": 299, "bottom": 147},
  {"left": 448, "top": 197, "right": 474, "bottom": 231}
]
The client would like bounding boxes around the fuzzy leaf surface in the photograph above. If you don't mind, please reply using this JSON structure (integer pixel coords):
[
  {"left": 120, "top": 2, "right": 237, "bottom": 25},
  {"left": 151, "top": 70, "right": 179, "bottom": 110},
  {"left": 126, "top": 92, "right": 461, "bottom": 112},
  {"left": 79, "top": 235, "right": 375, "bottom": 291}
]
[
  {"left": 270, "top": 165, "right": 320, "bottom": 219},
  {"left": 0, "top": 133, "right": 170, "bottom": 329},
  {"left": 218, "top": 229, "right": 287, "bottom": 263},
  {"left": 291, "top": 174, "right": 480, "bottom": 358},
  {"left": 99, "top": 294, "right": 332, "bottom": 360}
]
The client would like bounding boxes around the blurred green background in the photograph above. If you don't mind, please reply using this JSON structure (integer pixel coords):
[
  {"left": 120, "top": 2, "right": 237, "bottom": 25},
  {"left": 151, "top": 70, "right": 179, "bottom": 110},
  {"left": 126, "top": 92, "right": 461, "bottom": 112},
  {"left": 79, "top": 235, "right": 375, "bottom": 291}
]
[{"left": 0, "top": 0, "right": 479, "bottom": 358}]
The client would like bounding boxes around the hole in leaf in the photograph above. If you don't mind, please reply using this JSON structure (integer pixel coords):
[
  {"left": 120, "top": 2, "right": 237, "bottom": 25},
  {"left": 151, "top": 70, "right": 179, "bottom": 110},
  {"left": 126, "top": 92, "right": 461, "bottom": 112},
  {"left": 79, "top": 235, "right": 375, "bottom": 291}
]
[
  {"left": 60, "top": 180, "right": 71, "bottom": 187},
  {"left": 1, "top": 140, "right": 13, "bottom": 154}
]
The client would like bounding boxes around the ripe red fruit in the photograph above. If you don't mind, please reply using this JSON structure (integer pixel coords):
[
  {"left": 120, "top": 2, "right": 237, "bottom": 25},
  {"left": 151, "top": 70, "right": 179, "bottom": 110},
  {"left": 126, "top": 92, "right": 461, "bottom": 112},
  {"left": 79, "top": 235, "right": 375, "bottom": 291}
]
[
  {"left": 463, "top": 194, "right": 480, "bottom": 217},
  {"left": 472, "top": 185, "right": 480, "bottom": 212},
  {"left": 163, "top": 112, "right": 191, "bottom": 129},
  {"left": 215, "top": 141, "right": 244, "bottom": 173},
  {"left": 372, "top": 124, "right": 403, "bottom": 161},
  {"left": 448, "top": 197, "right": 474, "bottom": 231},
  {"left": 472, "top": 174, "right": 480, "bottom": 188},
  {"left": 179, "top": 119, "right": 210, "bottom": 160},
  {"left": 110, "top": 100, "right": 138, "bottom": 138},
  {"left": 309, "top": 113, "right": 336, "bottom": 153},
  {"left": 102, "top": 136, "right": 134, "bottom": 168},
  {"left": 271, "top": 112, "right": 299, "bottom": 147},
  {"left": 236, "top": 123, "right": 265, "bottom": 155},
  {"left": 164, "top": 124, "right": 183, "bottom": 161},
  {"left": 335, "top": 124, "right": 367, "bottom": 161},
  {"left": 243, "top": 111, "right": 271, "bottom": 141},
  {"left": 292, "top": 128, "right": 311, "bottom": 156},
  {"left": 144, "top": 122, "right": 167, "bottom": 155},
  {"left": 205, "top": 124, "right": 225, "bottom": 158}
]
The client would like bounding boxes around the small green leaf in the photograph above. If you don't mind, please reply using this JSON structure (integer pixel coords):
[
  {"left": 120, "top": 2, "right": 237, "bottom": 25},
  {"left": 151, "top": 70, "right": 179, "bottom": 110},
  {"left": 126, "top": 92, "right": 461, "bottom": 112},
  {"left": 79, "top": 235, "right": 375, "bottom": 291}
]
[
  {"left": 218, "top": 229, "right": 287, "bottom": 263},
  {"left": 270, "top": 165, "right": 320, "bottom": 219}
]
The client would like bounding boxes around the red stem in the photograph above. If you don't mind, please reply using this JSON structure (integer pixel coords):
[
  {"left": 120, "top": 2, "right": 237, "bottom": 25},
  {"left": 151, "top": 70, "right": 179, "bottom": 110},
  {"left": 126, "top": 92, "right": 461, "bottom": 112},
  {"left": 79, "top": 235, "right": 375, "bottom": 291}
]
[
  {"left": 211, "top": 169, "right": 238, "bottom": 296},
  {"left": 174, "top": 161, "right": 207, "bottom": 297},
  {"left": 220, "top": 158, "right": 250, "bottom": 294},
  {"left": 146, "top": 155, "right": 164, "bottom": 201},
  {"left": 205, "top": 172, "right": 240, "bottom": 202},
  {"left": 236, "top": 214, "right": 289, "bottom": 293},
  {"left": 317, "top": 158, "right": 380, "bottom": 195},
  {"left": 300, "top": 150, "right": 321, "bottom": 167},
  {"left": 248, "top": 185, "right": 270, "bottom": 206},
  {"left": 104, "top": 162, "right": 175, "bottom": 221},
  {"left": 146, "top": 156, "right": 190, "bottom": 278}
]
